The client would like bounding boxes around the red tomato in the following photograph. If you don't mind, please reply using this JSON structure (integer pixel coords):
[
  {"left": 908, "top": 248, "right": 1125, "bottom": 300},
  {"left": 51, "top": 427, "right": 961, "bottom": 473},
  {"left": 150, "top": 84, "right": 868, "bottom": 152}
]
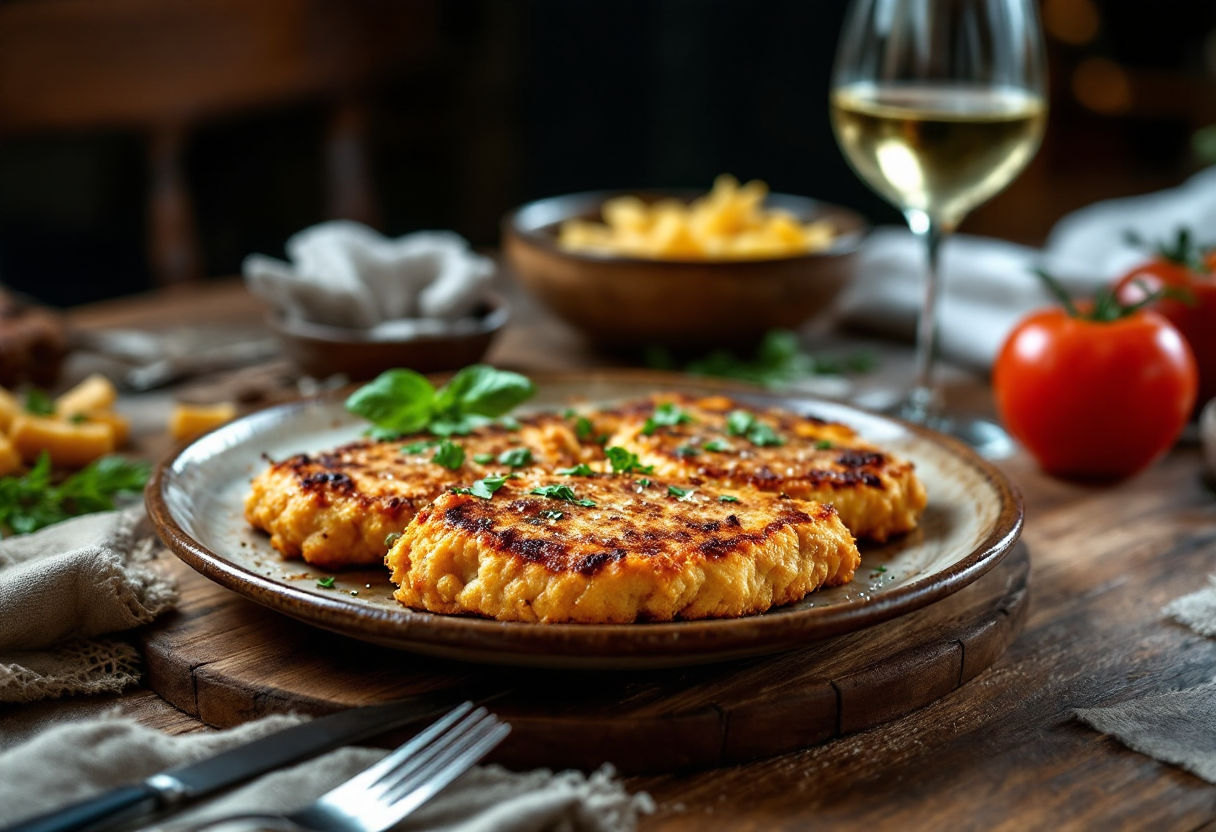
[
  {"left": 994, "top": 308, "right": 1197, "bottom": 480},
  {"left": 1115, "top": 258, "right": 1216, "bottom": 413}
]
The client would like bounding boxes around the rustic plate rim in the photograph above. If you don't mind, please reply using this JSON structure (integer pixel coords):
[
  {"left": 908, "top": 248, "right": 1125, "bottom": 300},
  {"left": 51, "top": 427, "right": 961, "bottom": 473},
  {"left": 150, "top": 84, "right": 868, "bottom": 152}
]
[{"left": 146, "top": 370, "right": 1024, "bottom": 662}]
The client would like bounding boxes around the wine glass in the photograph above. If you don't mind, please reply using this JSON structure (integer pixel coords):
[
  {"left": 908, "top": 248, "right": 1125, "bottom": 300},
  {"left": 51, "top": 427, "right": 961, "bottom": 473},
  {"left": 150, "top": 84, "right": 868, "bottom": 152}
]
[{"left": 830, "top": 0, "right": 1047, "bottom": 456}]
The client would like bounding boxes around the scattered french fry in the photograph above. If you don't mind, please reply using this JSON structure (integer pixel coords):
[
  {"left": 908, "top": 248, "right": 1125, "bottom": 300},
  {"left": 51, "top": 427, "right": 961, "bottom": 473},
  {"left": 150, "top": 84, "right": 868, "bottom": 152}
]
[
  {"left": 55, "top": 374, "right": 118, "bottom": 417},
  {"left": 0, "top": 434, "right": 22, "bottom": 477},
  {"left": 82, "top": 409, "right": 130, "bottom": 448},
  {"left": 170, "top": 402, "right": 238, "bottom": 443},
  {"left": 10, "top": 414, "right": 116, "bottom": 468}
]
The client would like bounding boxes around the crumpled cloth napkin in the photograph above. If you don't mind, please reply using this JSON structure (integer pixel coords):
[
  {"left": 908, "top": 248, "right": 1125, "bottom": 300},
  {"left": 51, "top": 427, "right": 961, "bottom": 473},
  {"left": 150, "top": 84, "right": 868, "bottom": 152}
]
[
  {"left": 0, "top": 715, "right": 654, "bottom": 832},
  {"left": 0, "top": 508, "right": 175, "bottom": 703},
  {"left": 836, "top": 165, "right": 1216, "bottom": 370},
  {"left": 1070, "top": 579, "right": 1216, "bottom": 784},
  {"left": 244, "top": 221, "right": 496, "bottom": 337}
]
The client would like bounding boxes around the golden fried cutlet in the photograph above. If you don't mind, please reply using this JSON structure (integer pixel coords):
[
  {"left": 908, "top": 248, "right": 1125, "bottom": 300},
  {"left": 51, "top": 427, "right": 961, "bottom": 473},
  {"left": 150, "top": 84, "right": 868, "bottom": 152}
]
[
  {"left": 386, "top": 473, "right": 859, "bottom": 623},
  {"left": 244, "top": 415, "right": 583, "bottom": 569},
  {"left": 603, "top": 394, "right": 927, "bottom": 542}
]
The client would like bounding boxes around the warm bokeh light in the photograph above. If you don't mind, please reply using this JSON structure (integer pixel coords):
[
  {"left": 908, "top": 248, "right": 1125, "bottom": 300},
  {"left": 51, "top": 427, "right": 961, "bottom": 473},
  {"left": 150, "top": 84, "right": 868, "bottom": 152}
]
[
  {"left": 1042, "top": 0, "right": 1100, "bottom": 46},
  {"left": 1072, "top": 57, "right": 1132, "bottom": 114}
]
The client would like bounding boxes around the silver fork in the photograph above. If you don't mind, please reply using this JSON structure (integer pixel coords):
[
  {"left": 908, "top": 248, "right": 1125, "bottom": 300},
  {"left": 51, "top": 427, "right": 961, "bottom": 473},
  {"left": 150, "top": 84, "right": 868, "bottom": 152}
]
[{"left": 180, "top": 702, "right": 510, "bottom": 832}]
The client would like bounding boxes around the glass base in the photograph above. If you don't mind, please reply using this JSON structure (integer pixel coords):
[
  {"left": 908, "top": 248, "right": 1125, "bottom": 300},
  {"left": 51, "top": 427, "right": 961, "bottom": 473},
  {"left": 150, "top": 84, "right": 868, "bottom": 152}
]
[{"left": 886, "top": 401, "right": 1016, "bottom": 460}]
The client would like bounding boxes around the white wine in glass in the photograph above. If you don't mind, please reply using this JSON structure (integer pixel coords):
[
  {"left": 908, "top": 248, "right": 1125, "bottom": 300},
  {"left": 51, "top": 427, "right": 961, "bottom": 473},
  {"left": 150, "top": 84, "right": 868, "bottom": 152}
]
[{"left": 830, "top": 0, "right": 1047, "bottom": 456}]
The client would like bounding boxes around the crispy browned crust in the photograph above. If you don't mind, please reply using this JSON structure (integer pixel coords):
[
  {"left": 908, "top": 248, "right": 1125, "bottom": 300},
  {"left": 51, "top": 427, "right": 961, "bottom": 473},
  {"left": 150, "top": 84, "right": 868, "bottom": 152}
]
[
  {"left": 603, "top": 394, "right": 927, "bottom": 541},
  {"left": 387, "top": 473, "right": 860, "bottom": 623},
  {"left": 243, "top": 414, "right": 584, "bottom": 568}
]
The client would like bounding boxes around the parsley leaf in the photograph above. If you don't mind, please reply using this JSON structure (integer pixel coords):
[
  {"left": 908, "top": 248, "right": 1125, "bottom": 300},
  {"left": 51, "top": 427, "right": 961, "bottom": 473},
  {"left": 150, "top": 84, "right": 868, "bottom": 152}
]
[
  {"left": 430, "top": 439, "right": 465, "bottom": 470},
  {"left": 24, "top": 389, "right": 55, "bottom": 416},
  {"left": 726, "top": 410, "right": 756, "bottom": 437},
  {"left": 347, "top": 365, "right": 535, "bottom": 438},
  {"left": 574, "top": 416, "right": 594, "bottom": 440},
  {"left": 605, "top": 446, "right": 654, "bottom": 475},
  {"left": 0, "top": 453, "right": 150, "bottom": 537},
  {"left": 635, "top": 478, "right": 651, "bottom": 489},
  {"left": 384, "top": 532, "right": 402, "bottom": 547},
  {"left": 451, "top": 473, "right": 517, "bottom": 500},
  {"left": 473, "top": 453, "right": 495, "bottom": 464},
  {"left": 316, "top": 576, "right": 336, "bottom": 589},
  {"left": 674, "top": 445, "right": 700, "bottom": 458},
  {"left": 674, "top": 329, "right": 879, "bottom": 387},
  {"left": 498, "top": 447, "right": 534, "bottom": 468},
  {"left": 703, "top": 439, "right": 732, "bottom": 452},
  {"left": 815, "top": 439, "right": 834, "bottom": 450},
  {"left": 641, "top": 402, "right": 694, "bottom": 436},
  {"left": 556, "top": 463, "right": 597, "bottom": 477},
  {"left": 666, "top": 485, "right": 695, "bottom": 500},
  {"left": 530, "top": 484, "right": 596, "bottom": 507},
  {"left": 401, "top": 439, "right": 440, "bottom": 454},
  {"left": 747, "top": 421, "right": 785, "bottom": 447},
  {"left": 719, "top": 495, "right": 740, "bottom": 503},
  {"left": 725, "top": 410, "right": 784, "bottom": 447}
]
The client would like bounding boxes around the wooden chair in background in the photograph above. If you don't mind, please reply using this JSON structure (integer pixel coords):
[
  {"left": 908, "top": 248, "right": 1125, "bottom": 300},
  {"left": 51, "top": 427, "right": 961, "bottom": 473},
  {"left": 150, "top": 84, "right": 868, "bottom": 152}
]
[{"left": 0, "top": 0, "right": 437, "bottom": 285}]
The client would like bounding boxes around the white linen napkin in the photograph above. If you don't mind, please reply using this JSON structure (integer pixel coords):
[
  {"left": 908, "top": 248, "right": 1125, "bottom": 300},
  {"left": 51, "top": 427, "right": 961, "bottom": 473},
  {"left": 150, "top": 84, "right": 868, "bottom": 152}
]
[
  {"left": 0, "top": 715, "right": 654, "bottom": 832},
  {"left": 836, "top": 166, "right": 1216, "bottom": 370},
  {"left": 244, "top": 222, "right": 496, "bottom": 335},
  {"left": 0, "top": 508, "right": 176, "bottom": 703}
]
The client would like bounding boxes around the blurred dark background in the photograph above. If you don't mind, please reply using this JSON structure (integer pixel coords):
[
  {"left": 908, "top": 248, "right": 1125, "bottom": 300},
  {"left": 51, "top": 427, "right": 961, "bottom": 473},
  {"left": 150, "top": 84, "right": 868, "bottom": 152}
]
[{"left": 0, "top": 0, "right": 1213, "bottom": 307}]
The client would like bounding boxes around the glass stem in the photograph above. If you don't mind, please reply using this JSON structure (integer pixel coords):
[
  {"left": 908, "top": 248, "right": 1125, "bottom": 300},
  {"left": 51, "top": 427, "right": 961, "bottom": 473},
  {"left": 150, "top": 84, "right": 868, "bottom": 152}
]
[{"left": 906, "top": 212, "right": 945, "bottom": 423}]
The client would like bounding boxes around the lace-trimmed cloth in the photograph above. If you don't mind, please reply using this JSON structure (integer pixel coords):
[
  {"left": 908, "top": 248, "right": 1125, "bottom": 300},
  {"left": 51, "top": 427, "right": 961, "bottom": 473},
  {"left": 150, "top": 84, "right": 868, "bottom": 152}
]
[{"left": 0, "top": 508, "right": 175, "bottom": 703}]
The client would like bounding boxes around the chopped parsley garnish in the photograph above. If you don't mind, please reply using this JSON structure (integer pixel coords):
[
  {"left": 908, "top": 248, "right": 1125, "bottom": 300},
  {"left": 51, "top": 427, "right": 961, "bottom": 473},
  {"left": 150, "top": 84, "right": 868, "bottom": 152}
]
[
  {"left": 635, "top": 478, "right": 651, "bottom": 489},
  {"left": 497, "top": 447, "right": 534, "bottom": 468},
  {"left": 815, "top": 439, "right": 834, "bottom": 450},
  {"left": 68, "top": 413, "right": 89, "bottom": 425},
  {"left": 401, "top": 439, "right": 441, "bottom": 454},
  {"left": 575, "top": 416, "right": 594, "bottom": 440},
  {"left": 653, "top": 329, "right": 879, "bottom": 388},
  {"left": 641, "top": 402, "right": 694, "bottom": 436},
  {"left": 871, "top": 565, "right": 888, "bottom": 575},
  {"left": 605, "top": 446, "right": 654, "bottom": 475},
  {"left": 473, "top": 453, "right": 495, "bottom": 464},
  {"left": 539, "top": 509, "right": 564, "bottom": 520},
  {"left": 0, "top": 452, "right": 150, "bottom": 536},
  {"left": 430, "top": 439, "right": 465, "bottom": 470},
  {"left": 725, "top": 410, "right": 785, "bottom": 447},
  {"left": 384, "top": 532, "right": 402, "bottom": 547},
  {"left": 703, "top": 439, "right": 732, "bottom": 453},
  {"left": 530, "top": 483, "right": 596, "bottom": 507},
  {"left": 346, "top": 365, "right": 535, "bottom": 437},
  {"left": 451, "top": 474, "right": 517, "bottom": 499},
  {"left": 718, "top": 495, "right": 740, "bottom": 503},
  {"left": 24, "top": 389, "right": 55, "bottom": 416},
  {"left": 674, "top": 445, "right": 700, "bottom": 458},
  {"left": 666, "top": 485, "right": 695, "bottom": 500},
  {"left": 556, "top": 463, "right": 597, "bottom": 477},
  {"left": 316, "top": 576, "right": 336, "bottom": 589},
  {"left": 561, "top": 408, "right": 576, "bottom": 418}
]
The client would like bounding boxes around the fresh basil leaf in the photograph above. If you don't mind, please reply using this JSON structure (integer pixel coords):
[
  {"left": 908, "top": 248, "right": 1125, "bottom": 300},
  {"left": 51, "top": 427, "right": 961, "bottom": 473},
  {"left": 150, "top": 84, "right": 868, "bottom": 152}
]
[
  {"left": 428, "top": 414, "right": 492, "bottom": 436},
  {"left": 498, "top": 416, "right": 522, "bottom": 431},
  {"left": 345, "top": 369, "right": 436, "bottom": 434},
  {"left": 498, "top": 447, "right": 534, "bottom": 468},
  {"left": 435, "top": 365, "right": 536, "bottom": 418},
  {"left": 24, "top": 389, "right": 55, "bottom": 416},
  {"left": 556, "top": 463, "right": 597, "bottom": 477},
  {"left": 430, "top": 439, "right": 465, "bottom": 470},
  {"left": 530, "top": 483, "right": 596, "bottom": 507},
  {"left": 368, "top": 426, "right": 405, "bottom": 441},
  {"left": 605, "top": 446, "right": 653, "bottom": 474}
]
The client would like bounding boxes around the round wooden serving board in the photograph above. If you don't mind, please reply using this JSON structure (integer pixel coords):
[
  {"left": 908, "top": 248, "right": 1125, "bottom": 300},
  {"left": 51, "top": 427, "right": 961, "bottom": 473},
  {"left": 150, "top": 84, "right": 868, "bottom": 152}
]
[{"left": 141, "top": 543, "right": 1029, "bottom": 775}]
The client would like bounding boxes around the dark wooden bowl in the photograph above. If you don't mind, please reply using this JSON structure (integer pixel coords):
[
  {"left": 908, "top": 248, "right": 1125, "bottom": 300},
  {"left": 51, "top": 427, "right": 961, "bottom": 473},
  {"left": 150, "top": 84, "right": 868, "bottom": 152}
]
[
  {"left": 502, "top": 191, "right": 868, "bottom": 350},
  {"left": 268, "top": 292, "right": 509, "bottom": 380}
]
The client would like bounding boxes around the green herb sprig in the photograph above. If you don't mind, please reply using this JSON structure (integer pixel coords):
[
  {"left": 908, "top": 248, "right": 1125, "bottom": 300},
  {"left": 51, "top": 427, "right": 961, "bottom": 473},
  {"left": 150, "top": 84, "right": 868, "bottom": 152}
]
[
  {"left": 530, "top": 484, "right": 596, "bottom": 507},
  {"left": 450, "top": 473, "right": 518, "bottom": 500},
  {"left": 647, "top": 330, "right": 877, "bottom": 387},
  {"left": 605, "top": 446, "right": 653, "bottom": 475},
  {"left": 0, "top": 453, "right": 150, "bottom": 537},
  {"left": 347, "top": 365, "right": 535, "bottom": 438},
  {"left": 725, "top": 410, "right": 785, "bottom": 448}
]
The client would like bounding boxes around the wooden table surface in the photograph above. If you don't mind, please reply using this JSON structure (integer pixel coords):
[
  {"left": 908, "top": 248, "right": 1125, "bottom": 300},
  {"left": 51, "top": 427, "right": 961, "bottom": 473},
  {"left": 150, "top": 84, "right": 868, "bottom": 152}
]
[{"left": 6, "top": 279, "right": 1216, "bottom": 830}]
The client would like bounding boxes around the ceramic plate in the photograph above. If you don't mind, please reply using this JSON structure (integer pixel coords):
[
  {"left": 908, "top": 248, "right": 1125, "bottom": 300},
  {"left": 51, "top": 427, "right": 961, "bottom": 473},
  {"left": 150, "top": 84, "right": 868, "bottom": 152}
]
[{"left": 147, "top": 372, "right": 1023, "bottom": 669}]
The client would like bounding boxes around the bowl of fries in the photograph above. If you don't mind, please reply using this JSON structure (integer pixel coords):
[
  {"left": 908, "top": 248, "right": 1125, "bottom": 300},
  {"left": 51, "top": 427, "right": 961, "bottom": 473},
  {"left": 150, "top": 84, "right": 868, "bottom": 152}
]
[{"left": 503, "top": 175, "right": 867, "bottom": 349}]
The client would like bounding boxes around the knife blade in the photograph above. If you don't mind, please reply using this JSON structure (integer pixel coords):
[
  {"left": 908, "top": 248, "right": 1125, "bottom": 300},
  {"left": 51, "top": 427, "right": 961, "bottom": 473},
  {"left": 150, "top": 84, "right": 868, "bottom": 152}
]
[{"left": 5, "top": 692, "right": 497, "bottom": 832}]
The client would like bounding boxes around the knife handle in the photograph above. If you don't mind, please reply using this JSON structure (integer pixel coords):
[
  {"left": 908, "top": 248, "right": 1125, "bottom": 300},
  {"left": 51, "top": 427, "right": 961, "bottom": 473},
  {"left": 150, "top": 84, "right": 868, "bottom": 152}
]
[{"left": 4, "top": 784, "right": 160, "bottom": 832}]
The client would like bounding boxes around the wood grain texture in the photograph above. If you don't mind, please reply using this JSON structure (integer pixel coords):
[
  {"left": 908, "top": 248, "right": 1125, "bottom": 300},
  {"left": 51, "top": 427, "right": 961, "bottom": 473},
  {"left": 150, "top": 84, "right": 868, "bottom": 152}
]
[{"left": 139, "top": 545, "right": 1028, "bottom": 774}]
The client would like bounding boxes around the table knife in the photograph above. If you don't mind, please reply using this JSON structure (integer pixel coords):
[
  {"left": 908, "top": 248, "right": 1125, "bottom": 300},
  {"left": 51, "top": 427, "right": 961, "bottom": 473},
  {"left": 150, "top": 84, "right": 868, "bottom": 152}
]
[{"left": 4, "top": 693, "right": 490, "bottom": 832}]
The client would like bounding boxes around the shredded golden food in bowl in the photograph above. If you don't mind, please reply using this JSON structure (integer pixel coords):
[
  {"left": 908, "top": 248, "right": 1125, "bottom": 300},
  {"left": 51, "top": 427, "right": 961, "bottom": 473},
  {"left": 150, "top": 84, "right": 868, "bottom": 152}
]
[{"left": 556, "top": 175, "right": 837, "bottom": 261}]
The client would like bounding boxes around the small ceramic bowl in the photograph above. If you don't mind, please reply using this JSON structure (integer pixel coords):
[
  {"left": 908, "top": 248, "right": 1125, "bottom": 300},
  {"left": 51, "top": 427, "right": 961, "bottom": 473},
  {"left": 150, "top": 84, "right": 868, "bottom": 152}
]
[
  {"left": 268, "top": 292, "right": 509, "bottom": 380},
  {"left": 502, "top": 191, "right": 867, "bottom": 350}
]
